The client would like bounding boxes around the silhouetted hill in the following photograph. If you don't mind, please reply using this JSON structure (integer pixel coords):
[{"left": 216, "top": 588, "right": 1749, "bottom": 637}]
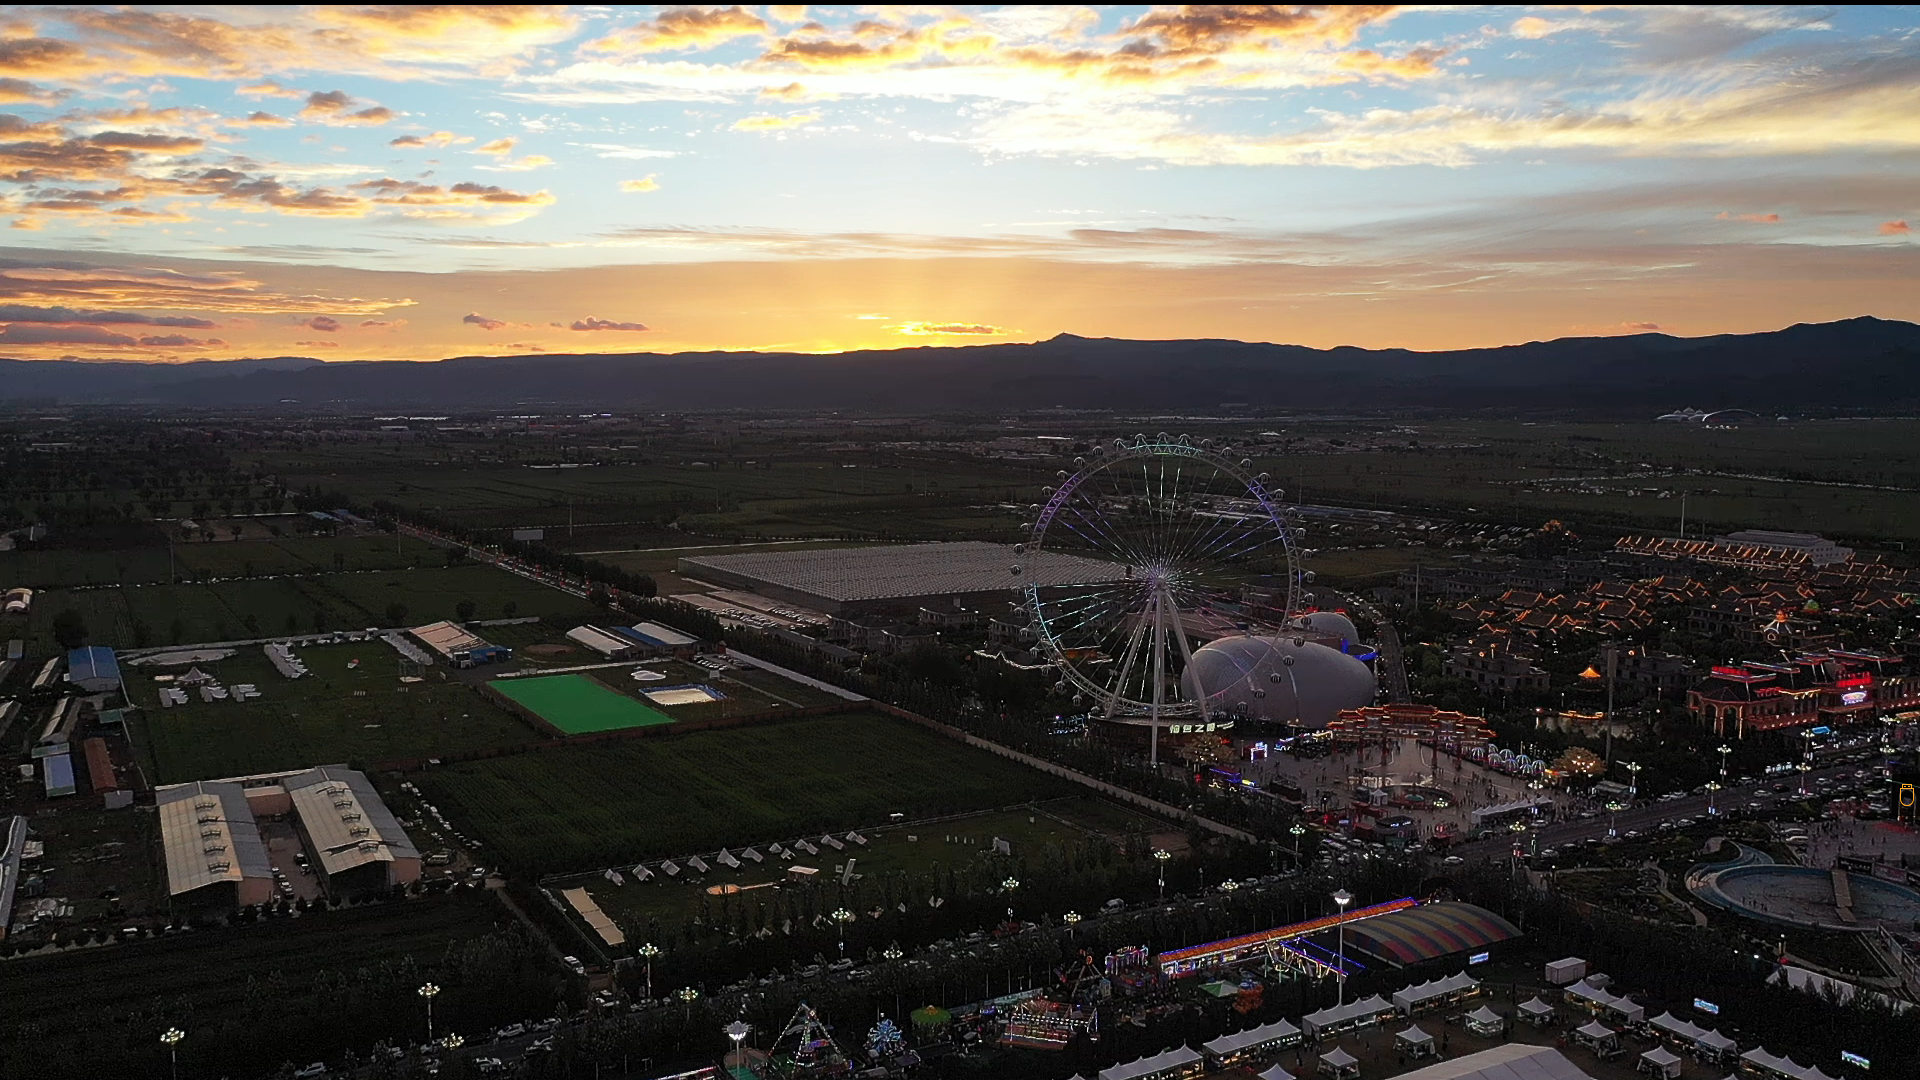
[{"left": 4, "top": 317, "right": 1916, "bottom": 413}]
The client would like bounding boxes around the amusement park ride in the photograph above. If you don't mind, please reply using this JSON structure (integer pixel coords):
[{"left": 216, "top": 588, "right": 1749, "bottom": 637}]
[{"left": 1014, "top": 435, "right": 1375, "bottom": 764}]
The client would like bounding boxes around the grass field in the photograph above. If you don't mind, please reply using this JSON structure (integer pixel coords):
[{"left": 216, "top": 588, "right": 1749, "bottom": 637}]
[
  {"left": 493, "top": 672, "right": 676, "bottom": 734},
  {"left": 126, "top": 642, "right": 539, "bottom": 782},
  {"left": 409, "top": 711, "right": 1074, "bottom": 875},
  {"left": 1, "top": 563, "right": 596, "bottom": 653},
  {"left": 0, "top": 891, "right": 555, "bottom": 1079},
  {"left": 566, "top": 795, "right": 1168, "bottom": 938},
  {"left": 0, "top": 534, "right": 437, "bottom": 589}
]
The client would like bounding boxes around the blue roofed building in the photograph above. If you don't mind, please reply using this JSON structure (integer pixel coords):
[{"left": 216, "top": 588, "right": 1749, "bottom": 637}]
[{"left": 66, "top": 646, "right": 121, "bottom": 694}]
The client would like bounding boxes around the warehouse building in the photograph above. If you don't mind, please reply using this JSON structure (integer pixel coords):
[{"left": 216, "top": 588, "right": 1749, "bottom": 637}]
[
  {"left": 156, "top": 781, "right": 275, "bottom": 910},
  {"left": 282, "top": 766, "right": 421, "bottom": 895},
  {"left": 567, "top": 624, "right": 638, "bottom": 659},
  {"left": 613, "top": 621, "right": 701, "bottom": 658},
  {"left": 679, "top": 541, "right": 1123, "bottom": 616},
  {"left": 409, "top": 620, "right": 512, "bottom": 667},
  {"left": 66, "top": 646, "right": 121, "bottom": 694}
]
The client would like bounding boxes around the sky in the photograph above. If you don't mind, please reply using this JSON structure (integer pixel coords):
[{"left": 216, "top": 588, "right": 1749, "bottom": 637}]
[{"left": 1, "top": 4, "right": 1918, "bottom": 362}]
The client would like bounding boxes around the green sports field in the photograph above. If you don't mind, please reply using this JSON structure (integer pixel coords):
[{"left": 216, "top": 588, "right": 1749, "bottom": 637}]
[{"left": 492, "top": 673, "right": 675, "bottom": 734}]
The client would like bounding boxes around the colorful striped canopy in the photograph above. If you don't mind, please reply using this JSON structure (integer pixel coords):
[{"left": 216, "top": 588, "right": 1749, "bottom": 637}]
[{"left": 1339, "top": 902, "right": 1520, "bottom": 966}]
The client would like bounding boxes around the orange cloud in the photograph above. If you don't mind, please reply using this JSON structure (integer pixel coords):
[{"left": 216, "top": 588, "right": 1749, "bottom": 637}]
[
  {"left": 463, "top": 311, "right": 510, "bottom": 330},
  {"left": 570, "top": 316, "right": 650, "bottom": 331},
  {"left": 619, "top": 176, "right": 660, "bottom": 193},
  {"left": 237, "top": 80, "right": 303, "bottom": 98},
  {"left": 1124, "top": 5, "right": 1402, "bottom": 55},
  {"left": 299, "top": 90, "right": 393, "bottom": 125},
  {"left": 236, "top": 110, "right": 291, "bottom": 126},
  {"left": 0, "top": 77, "right": 59, "bottom": 105},
  {"left": 1881, "top": 220, "right": 1911, "bottom": 235},
  {"left": 1334, "top": 46, "right": 1449, "bottom": 81},
  {"left": 475, "top": 136, "right": 516, "bottom": 155},
  {"left": 892, "top": 321, "right": 1014, "bottom": 336},
  {"left": 1717, "top": 211, "right": 1782, "bottom": 223},
  {"left": 390, "top": 130, "right": 464, "bottom": 148},
  {"left": 592, "top": 5, "right": 769, "bottom": 55},
  {"left": 732, "top": 112, "right": 819, "bottom": 131},
  {"left": 304, "top": 315, "right": 340, "bottom": 332},
  {"left": 1510, "top": 16, "right": 1554, "bottom": 39},
  {"left": 292, "top": 339, "right": 337, "bottom": 347},
  {"left": 758, "top": 81, "right": 813, "bottom": 101}
]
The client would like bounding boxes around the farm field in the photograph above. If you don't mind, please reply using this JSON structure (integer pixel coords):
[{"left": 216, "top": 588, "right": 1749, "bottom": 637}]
[
  {"left": 410, "top": 711, "right": 1074, "bottom": 875},
  {"left": 492, "top": 672, "right": 676, "bottom": 734},
  {"left": 1, "top": 563, "right": 596, "bottom": 653},
  {"left": 0, "top": 891, "right": 554, "bottom": 1080},
  {"left": 0, "top": 534, "right": 434, "bottom": 589},
  {"left": 493, "top": 653, "right": 809, "bottom": 719},
  {"left": 561, "top": 795, "right": 1169, "bottom": 942},
  {"left": 124, "top": 642, "right": 539, "bottom": 782}
]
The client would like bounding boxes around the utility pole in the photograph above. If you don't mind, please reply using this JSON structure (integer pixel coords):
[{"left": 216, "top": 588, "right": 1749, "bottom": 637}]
[{"left": 1679, "top": 492, "right": 1687, "bottom": 539}]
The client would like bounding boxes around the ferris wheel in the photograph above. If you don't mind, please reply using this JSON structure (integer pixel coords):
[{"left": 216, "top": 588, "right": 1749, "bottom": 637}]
[{"left": 1013, "top": 434, "right": 1306, "bottom": 760}]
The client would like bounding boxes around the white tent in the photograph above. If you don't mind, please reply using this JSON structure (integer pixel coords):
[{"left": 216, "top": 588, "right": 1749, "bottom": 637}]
[
  {"left": 1392, "top": 971, "right": 1480, "bottom": 1014},
  {"left": 1740, "top": 1048, "right": 1841, "bottom": 1080},
  {"left": 1302, "top": 994, "right": 1392, "bottom": 1036},
  {"left": 1518, "top": 998, "right": 1555, "bottom": 1023},
  {"left": 1639, "top": 1046, "right": 1682, "bottom": 1079},
  {"left": 1376, "top": 1045, "right": 1599, "bottom": 1080},
  {"left": 1318, "top": 1047, "right": 1360, "bottom": 1080},
  {"left": 1464, "top": 1005, "right": 1505, "bottom": 1036},
  {"left": 1203, "top": 1018, "right": 1301, "bottom": 1059},
  {"left": 1096, "top": 1044, "right": 1203, "bottom": 1080},
  {"left": 1397, "top": 1025, "right": 1437, "bottom": 1059},
  {"left": 1574, "top": 1020, "right": 1620, "bottom": 1057},
  {"left": 1259, "top": 1066, "right": 1296, "bottom": 1080}
]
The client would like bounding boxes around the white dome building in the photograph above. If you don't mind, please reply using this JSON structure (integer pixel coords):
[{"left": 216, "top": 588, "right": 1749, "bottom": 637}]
[{"left": 1180, "top": 634, "right": 1377, "bottom": 729}]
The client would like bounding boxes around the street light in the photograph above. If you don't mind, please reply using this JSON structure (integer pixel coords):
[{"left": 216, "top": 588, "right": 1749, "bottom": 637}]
[
  {"left": 1798, "top": 760, "right": 1813, "bottom": 797},
  {"left": 418, "top": 982, "right": 441, "bottom": 1045},
  {"left": 1001, "top": 877, "right": 1020, "bottom": 925},
  {"left": 1605, "top": 800, "right": 1626, "bottom": 839},
  {"left": 1624, "top": 761, "right": 1643, "bottom": 800},
  {"left": 725, "top": 1020, "right": 751, "bottom": 1073},
  {"left": 831, "top": 907, "right": 856, "bottom": 956},
  {"left": 160, "top": 1027, "right": 184, "bottom": 1080},
  {"left": 882, "top": 943, "right": 904, "bottom": 962},
  {"left": 1332, "top": 889, "right": 1353, "bottom": 1006},
  {"left": 636, "top": 942, "right": 662, "bottom": 1002},
  {"left": 1706, "top": 780, "right": 1722, "bottom": 816},
  {"left": 1289, "top": 823, "right": 1306, "bottom": 862},
  {"left": 1717, "top": 743, "right": 1732, "bottom": 785},
  {"left": 678, "top": 986, "right": 701, "bottom": 1022},
  {"left": 1153, "top": 848, "right": 1171, "bottom": 902},
  {"left": 441, "top": 1033, "right": 464, "bottom": 1053},
  {"left": 1062, "top": 911, "right": 1081, "bottom": 939}
]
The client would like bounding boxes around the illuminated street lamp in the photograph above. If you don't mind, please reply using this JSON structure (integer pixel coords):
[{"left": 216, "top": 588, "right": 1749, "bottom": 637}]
[
  {"left": 831, "top": 908, "right": 856, "bottom": 957},
  {"left": 160, "top": 1027, "right": 184, "bottom": 1080},
  {"left": 1625, "top": 761, "right": 1643, "bottom": 800},
  {"left": 1001, "top": 877, "right": 1021, "bottom": 924},
  {"left": 1606, "top": 800, "right": 1626, "bottom": 839},
  {"left": 725, "top": 1020, "right": 751, "bottom": 1073},
  {"left": 1717, "top": 743, "right": 1732, "bottom": 784},
  {"left": 1798, "top": 760, "right": 1813, "bottom": 797},
  {"left": 1220, "top": 879, "right": 1241, "bottom": 893},
  {"left": 418, "top": 982, "right": 441, "bottom": 1044},
  {"left": 678, "top": 986, "right": 701, "bottom": 1022},
  {"left": 1289, "top": 823, "right": 1306, "bottom": 862},
  {"left": 1062, "top": 911, "right": 1082, "bottom": 939},
  {"left": 1332, "top": 889, "right": 1353, "bottom": 1006},
  {"left": 882, "top": 943, "right": 904, "bottom": 962},
  {"left": 636, "top": 942, "right": 662, "bottom": 1002},
  {"left": 1706, "top": 780, "right": 1722, "bottom": 816},
  {"left": 1153, "top": 848, "right": 1171, "bottom": 902},
  {"left": 441, "top": 1033, "right": 464, "bottom": 1053}
]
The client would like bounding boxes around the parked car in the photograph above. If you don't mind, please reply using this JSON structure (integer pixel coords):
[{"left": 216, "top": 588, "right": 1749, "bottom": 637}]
[{"left": 293, "top": 1064, "right": 329, "bottom": 1079}]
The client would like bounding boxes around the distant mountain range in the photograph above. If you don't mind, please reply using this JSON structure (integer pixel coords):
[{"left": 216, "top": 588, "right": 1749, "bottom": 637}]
[{"left": 4, "top": 316, "right": 1918, "bottom": 414}]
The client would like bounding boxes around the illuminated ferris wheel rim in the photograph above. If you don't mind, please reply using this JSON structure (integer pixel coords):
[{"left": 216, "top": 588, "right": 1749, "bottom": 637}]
[{"left": 1016, "top": 434, "right": 1301, "bottom": 718}]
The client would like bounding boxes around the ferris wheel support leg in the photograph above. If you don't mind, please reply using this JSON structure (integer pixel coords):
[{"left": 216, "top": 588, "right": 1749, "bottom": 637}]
[
  {"left": 1104, "top": 596, "right": 1153, "bottom": 723},
  {"left": 1160, "top": 587, "right": 1210, "bottom": 726},
  {"left": 1149, "top": 590, "right": 1168, "bottom": 769}
]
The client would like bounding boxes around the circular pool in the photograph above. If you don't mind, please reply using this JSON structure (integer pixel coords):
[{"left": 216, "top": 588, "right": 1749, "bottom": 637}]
[{"left": 1690, "top": 863, "right": 1920, "bottom": 932}]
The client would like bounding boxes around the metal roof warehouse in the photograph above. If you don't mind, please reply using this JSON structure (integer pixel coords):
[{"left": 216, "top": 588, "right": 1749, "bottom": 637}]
[{"left": 678, "top": 541, "right": 1124, "bottom": 615}]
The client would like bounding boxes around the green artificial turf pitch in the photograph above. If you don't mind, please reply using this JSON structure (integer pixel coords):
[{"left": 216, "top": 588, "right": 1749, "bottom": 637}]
[{"left": 491, "top": 673, "right": 675, "bottom": 734}]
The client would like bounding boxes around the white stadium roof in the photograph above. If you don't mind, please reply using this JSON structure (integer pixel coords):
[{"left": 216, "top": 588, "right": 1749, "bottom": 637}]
[{"left": 681, "top": 541, "right": 1122, "bottom": 603}]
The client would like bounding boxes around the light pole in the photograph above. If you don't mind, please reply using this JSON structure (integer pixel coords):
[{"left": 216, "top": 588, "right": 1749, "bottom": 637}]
[
  {"left": 1606, "top": 800, "right": 1626, "bottom": 839},
  {"left": 1717, "top": 743, "right": 1732, "bottom": 786},
  {"left": 418, "top": 982, "right": 440, "bottom": 1045},
  {"left": 1289, "top": 823, "right": 1306, "bottom": 863},
  {"left": 1153, "top": 849, "right": 1171, "bottom": 902},
  {"left": 161, "top": 1027, "right": 184, "bottom": 1080},
  {"left": 1332, "top": 889, "right": 1353, "bottom": 1006},
  {"left": 678, "top": 986, "right": 700, "bottom": 1023},
  {"left": 725, "top": 1020, "right": 751, "bottom": 1074},
  {"left": 440, "top": 1033, "right": 464, "bottom": 1055},
  {"left": 636, "top": 942, "right": 661, "bottom": 1002},
  {"left": 1706, "top": 780, "right": 1721, "bottom": 816},
  {"left": 1625, "top": 761, "right": 1642, "bottom": 801},
  {"left": 1063, "top": 911, "right": 1081, "bottom": 940},
  {"left": 1001, "top": 877, "right": 1020, "bottom": 925},
  {"left": 831, "top": 907, "right": 855, "bottom": 957},
  {"left": 1800, "top": 730, "right": 1817, "bottom": 795}
]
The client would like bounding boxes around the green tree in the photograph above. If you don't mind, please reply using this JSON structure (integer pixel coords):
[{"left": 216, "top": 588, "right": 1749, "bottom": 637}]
[
  {"left": 455, "top": 599, "right": 476, "bottom": 623},
  {"left": 50, "top": 609, "right": 88, "bottom": 650},
  {"left": 384, "top": 602, "right": 408, "bottom": 626}
]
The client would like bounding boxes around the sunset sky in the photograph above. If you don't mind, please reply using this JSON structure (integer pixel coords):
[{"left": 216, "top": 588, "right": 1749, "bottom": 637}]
[{"left": 1, "top": 4, "right": 1917, "bottom": 361}]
